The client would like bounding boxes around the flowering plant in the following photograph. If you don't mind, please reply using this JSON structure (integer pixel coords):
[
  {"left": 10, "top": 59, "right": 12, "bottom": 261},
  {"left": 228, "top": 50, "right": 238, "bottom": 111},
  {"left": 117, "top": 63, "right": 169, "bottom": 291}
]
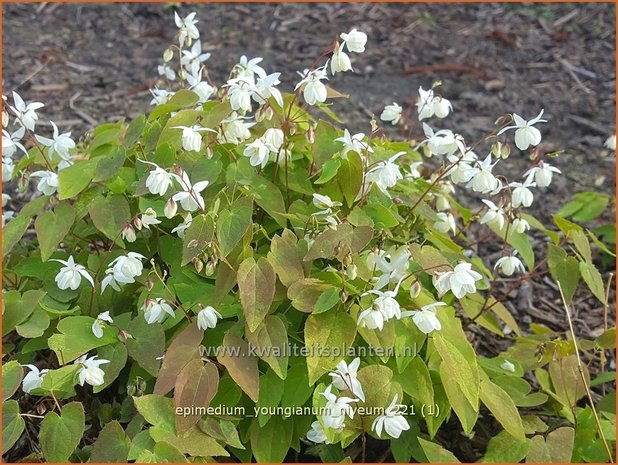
[{"left": 2, "top": 10, "right": 615, "bottom": 463}]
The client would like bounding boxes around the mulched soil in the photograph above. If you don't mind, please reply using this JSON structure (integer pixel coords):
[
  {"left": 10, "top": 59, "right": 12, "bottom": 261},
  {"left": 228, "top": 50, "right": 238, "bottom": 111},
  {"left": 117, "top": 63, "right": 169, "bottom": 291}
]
[{"left": 3, "top": 2, "right": 616, "bottom": 462}]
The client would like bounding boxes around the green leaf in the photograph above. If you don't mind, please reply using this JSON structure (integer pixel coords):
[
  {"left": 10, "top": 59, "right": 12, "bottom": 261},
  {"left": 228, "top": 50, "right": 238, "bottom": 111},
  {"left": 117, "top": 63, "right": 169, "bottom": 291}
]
[
  {"left": 579, "top": 261, "right": 606, "bottom": 303},
  {"left": 247, "top": 176, "right": 287, "bottom": 228},
  {"left": 2, "top": 400, "right": 25, "bottom": 454},
  {"left": 216, "top": 198, "right": 253, "bottom": 257},
  {"left": 39, "top": 402, "right": 85, "bottom": 462},
  {"left": 305, "top": 310, "right": 357, "bottom": 384},
  {"left": 124, "top": 115, "right": 146, "bottom": 146},
  {"left": 181, "top": 214, "right": 215, "bottom": 266},
  {"left": 167, "top": 89, "right": 200, "bottom": 107},
  {"left": 304, "top": 224, "right": 373, "bottom": 262},
  {"left": 237, "top": 256, "right": 276, "bottom": 332},
  {"left": 217, "top": 333, "right": 259, "bottom": 402},
  {"left": 433, "top": 332, "right": 479, "bottom": 410},
  {"left": 250, "top": 416, "right": 293, "bottom": 462},
  {"left": 149, "top": 425, "right": 229, "bottom": 457},
  {"left": 48, "top": 316, "right": 118, "bottom": 364},
  {"left": 174, "top": 359, "right": 219, "bottom": 434},
  {"left": 362, "top": 204, "right": 400, "bottom": 229},
  {"left": 288, "top": 278, "right": 338, "bottom": 313},
  {"left": 38, "top": 365, "right": 80, "bottom": 399},
  {"left": 440, "top": 363, "right": 478, "bottom": 435},
  {"left": 2, "top": 215, "right": 32, "bottom": 258},
  {"left": 571, "top": 229, "right": 592, "bottom": 263},
  {"left": 16, "top": 307, "right": 51, "bottom": 339},
  {"left": 247, "top": 315, "right": 289, "bottom": 379},
  {"left": 312, "top": 120, "right": 340, "bottom": 168},
  {"left": 88, "top": 194, "right": 132, "bottom": 243},
  {"left": 314, "top": 287, "right": 341, "bottom": 314},
  {"left": 483, "top": 430, "right": 529, "bottom": 463},
  {"left": 417, "top": 437, "right": 460, "bottom": 463},
  {"left": 90, "top": 420, "right": 131, "bottom": 463},
  {"left": 58, "top": 159, "right": 97, "bottom": 199},
  {"left": 280, "top": 362, "right": 313, "bottom": 408},
  {"left": 479, "top": 377, "right": 525, "bottom": 442},
  {"left": 337, "top": 152, "right": 364, "bottom": 207},
  {"left": 315, "top": 158, "right": 341, "bottom": 184},
  {"left": 154, "top": 322, "right": 202, "bottom": 395},
  {"left": 126, "top": 316, "right": 165, "bottom": 377},
  {"left": 134, "top": 395, "right": 176, "bottom": 432},
  {"left": 35, "top": 203, "right": 75, "bottom": 261},
  {"left": 547, "top": 244, "right": 580, "bottom": 304},
  {"left": 526, "top": 427, "right": 575, "bottom": 462},
  {"left": 2, "top": 290, "right": 46, "bottom": 336},
  {"left": 2, "top": 361, "right": 23, "bottom": 401},
  {"left": 256, "top": 369, "right": 285, "bottom": 427},
  {"left": 267, "top": 229, "right": 306, "bottom": 287}
]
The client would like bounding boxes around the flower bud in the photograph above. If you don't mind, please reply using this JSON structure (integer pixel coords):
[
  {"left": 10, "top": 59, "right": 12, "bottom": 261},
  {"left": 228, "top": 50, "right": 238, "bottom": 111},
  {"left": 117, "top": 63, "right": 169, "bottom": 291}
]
[
  {"left": 410, "top": 281, "right": 421, "bottom": 299},
  {"left": 205, "top": 146, "right": 213, "bottom": 159},
  {"left": 122, "top": 225, "right": 137, "bottom": 243},
  {"left": 118, "top": 329, "right": 133, "bottom": 342},
  {"left": 127, "top": 383, "right": 136, "bottom": 396},
  {"left": 163, "top": 48, "right": 174, "bottom": 63},
  {"left": 307, "top": 127, "right": 315, "bottom": 144},
  {"left": 491, "top": 141, "right": 510, "bottom": 159},
  {"left": 346, "top": 264, "right": 358, "bottom": 280},
  {"left": 174, "top": 165, "right": 184, "bottom": 176},
  {"left": 164, "top": 198, "right": 178, "bottom": 219},
  {"left": 134, "top": 216, "right": 143, "bottom": 231},
  {"left": 17, "top": 175, "right": 29, "bottom": 192},
  {"left": 145, "top": 278, "right": 154, "bottom": 291},
  {"left": 193, "top": 258, "right": 204, "bottom": 273},
  {"left": 205, "top": 260, "right": 216, "bottom": 276},
  {"left": 289, "top": 123, "right": 297, "bottom": 136}
]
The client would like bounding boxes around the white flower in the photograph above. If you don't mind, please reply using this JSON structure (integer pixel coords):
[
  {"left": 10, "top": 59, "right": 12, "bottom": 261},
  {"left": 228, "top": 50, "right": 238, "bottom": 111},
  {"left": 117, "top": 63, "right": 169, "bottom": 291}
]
[
  {"left": 510, "top": 179, "right": 535, "bottom": 208},
  {"left": 604, "top": 134, "right": 616, "bottom": 151},
  {"left": 140, "top": 208, "right": 162, "bottom": 229},
  {"left": 2, "top": 211, "right": 14, "bottom": 226},
  {"left": 406, "top": 161, "right": 423, "bottom": 179},
  {"left": 479, "top": 199, "right": 506, "bottom": 230},
  {"left": 340, "top": 28, "right": 367, "bottom": 53},
  {"left": 328, "top": 358, "right": 365, "bottom": 401},
  {"left": 331, "top": 44, "right": 352, "bottom": 75},
  {"left": 157, "top": 64, "right": 176, "bottom": 81},
  {"left": 220, "top": 112, "right": 255, "bottom": 144},
  {"left": 22, "top": 365, "right": 48, "bottom": 393},
  {"left": 380, "top": 103, "right": 402, "bottom": 125},
  {"left": 172, "top": 213, "right": 193, "bottom": 237},
  {"left": 75, "top": 354, "right": 110, "bottom": 387},
  {"left": 51, "top": 256, "right": 95, "bottom": 290},
  {"left": 262, "top": 128, "right": 284, "bottom": 153},
  {"left": 336, "top": 129, "right": 373, "bottom": 156},
  {"left": 467, "top": 155, "right": 501, "bottom": 194},
  {"left": 2, "top": 127, "right": 27, "bottom": 158},
  {"left": 362, "top": 278, "right": 405, "bottom": 322},
  {"left": 226, "top": 78, "right": 257, "bottom": 114},
  {"left": 163, "top": 198, "right": 177, "bottom": 219},
  {"left": 500, "top": 360, "right": 516, "bottom": 373},
  {"left": 416, "top": 87, "right": 452, "bottom": 120},
  {"left": 197, "top": 305, "right": 222, "bottom": 330},
  {"left": 181, "top": 40, "right": 211, "bottom": 69},
  {"left": 321, "top": 385, "right": 358, "bottom": 431},
  {"left": 433, "top": 262, "right": 483, "bottom": 299},
  {"left": 30, "top": 170, "right": 59, "bottom": 196},
  {"left": 434, "top": 212, "right": 456, "bottom": 235},
  {"left": 236, "top": 55, "right": 267, "bottom": 80},
  {"left": 423, "top": 124, "right": 465, "bottom": 157},
  {"left": 243, "top": 138, "right": 270, "bottom": 169},
  {"left": 357, "top": 307, "right": 386, "bottom": 330},
  {"left": 312, "top": 193, "right": 342, "bottom": 216},
  {"left": 138, "top": 160, "right": 174, "bottom": 196},
  {"left": 295, "top": 67, "right": 328, "bottom": 106},
  {"left": 174, "top": 11, "right": 200, "bottom": 47},
  {"left": 111, "top": 252, "right": 145, "bottom": 283},
  {"left": 35, "top": 121, "right": 76, "bottom": 165},
  {"left": 307, "top": 421, "right": 328, "bottom": 444},
  {"left": 143, "top": 298, "right": 175, "bottom": 324},
  {"left": 366, "top": 152, "right": 404, "bottom": 196},
  {"left": 11, "top": 91, "right": 44, "bottom": 131},
  {"left": 402, "top": 302, "right": 445, "bottom": 334},
  {"left": 446, "top": 150, "right": 477, "bottom": 184},
  {"left": 121, "top": 225, "right": 136, "bottom": 243},
  {"left": 367, "top": 246, "right": 411, "bottom": 289},
  {"left": 172, "top": 172, "right": 209, "bottom": 211},
  {"left": 2, "top": 157, "right": 15, "bottom": 182},
  {"left": 512, "top": 217, "right": 530, "bottom": 234},
  {"left": 494, "top": 254, "right": 525, "bottom": 276},
  {"left": 174, "top": 125, "right": 214, "bottom": 152},
  {"left": 150, "top": 87, "right": 173, "bottom": 106},
  {"left": 497, "top": 109, "right": 547, "bottom": 151},
  {"left": 92, "top": 311, "right": 114, "bottom": 338},
  {"left": 2, "top": 193, "right": 10, "bottom": 207},
  {"left": 255, "top": 73, "right": 284, "bottom": 108},
  {"left": 524, "top": 161, "right": 561, "bottom": 188},
  {"left": 371, "top": 395, "right": 409, "bottom": 439}
]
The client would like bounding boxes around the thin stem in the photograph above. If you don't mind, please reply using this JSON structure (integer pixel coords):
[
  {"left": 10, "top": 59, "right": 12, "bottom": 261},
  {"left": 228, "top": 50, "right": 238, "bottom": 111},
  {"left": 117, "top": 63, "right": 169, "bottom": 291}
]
[{"left": 557, "top": 280, "right": 613, "bottom": 463}]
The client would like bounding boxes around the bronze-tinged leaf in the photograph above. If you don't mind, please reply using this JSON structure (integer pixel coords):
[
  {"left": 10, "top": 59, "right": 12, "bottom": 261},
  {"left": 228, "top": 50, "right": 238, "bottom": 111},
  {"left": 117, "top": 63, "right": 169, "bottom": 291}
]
[
  {"left": 217, "top": 333, "right": 259, "bottom": 402},
  {"left": 174, "top": 360, "right": 219, "bottom": 434},
  {"left": 237, "top": 257, "right": 276, "bottom": 332},
  {"left": 287, "top": 278, "right": 338, "bottom": 313},
  {"left": 267, "top": 230, "right": 305, "bottom": 287},
  {"left": 246, "top": 316, "right": 288, "bottom": 379},
  {"left": 181, "top": 214, "right": 215, "bottom": 267},
  {"left": 304, "top": 224, "right": 373, "bottom": 262},
  {"left": 154, "top": 323, "right": 203, "bottom": 395},
  {"left": 409, "top": 244, "right": 452, "bottom": 274}
]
